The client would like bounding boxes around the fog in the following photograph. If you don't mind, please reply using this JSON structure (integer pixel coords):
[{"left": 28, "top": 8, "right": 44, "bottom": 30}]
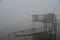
[{"left": 0, "top": 0, "right": 60, "bottom": 40}]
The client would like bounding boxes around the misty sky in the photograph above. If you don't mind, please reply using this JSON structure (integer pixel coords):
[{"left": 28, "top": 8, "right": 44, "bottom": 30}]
[{"left": 0, "top": 0, "right": 60, "bottom": 39}]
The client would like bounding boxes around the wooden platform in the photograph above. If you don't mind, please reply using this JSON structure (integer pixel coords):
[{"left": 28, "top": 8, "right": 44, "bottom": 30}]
[{"left": 32, "top": 32, "right": 56, "bottom": 40}]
